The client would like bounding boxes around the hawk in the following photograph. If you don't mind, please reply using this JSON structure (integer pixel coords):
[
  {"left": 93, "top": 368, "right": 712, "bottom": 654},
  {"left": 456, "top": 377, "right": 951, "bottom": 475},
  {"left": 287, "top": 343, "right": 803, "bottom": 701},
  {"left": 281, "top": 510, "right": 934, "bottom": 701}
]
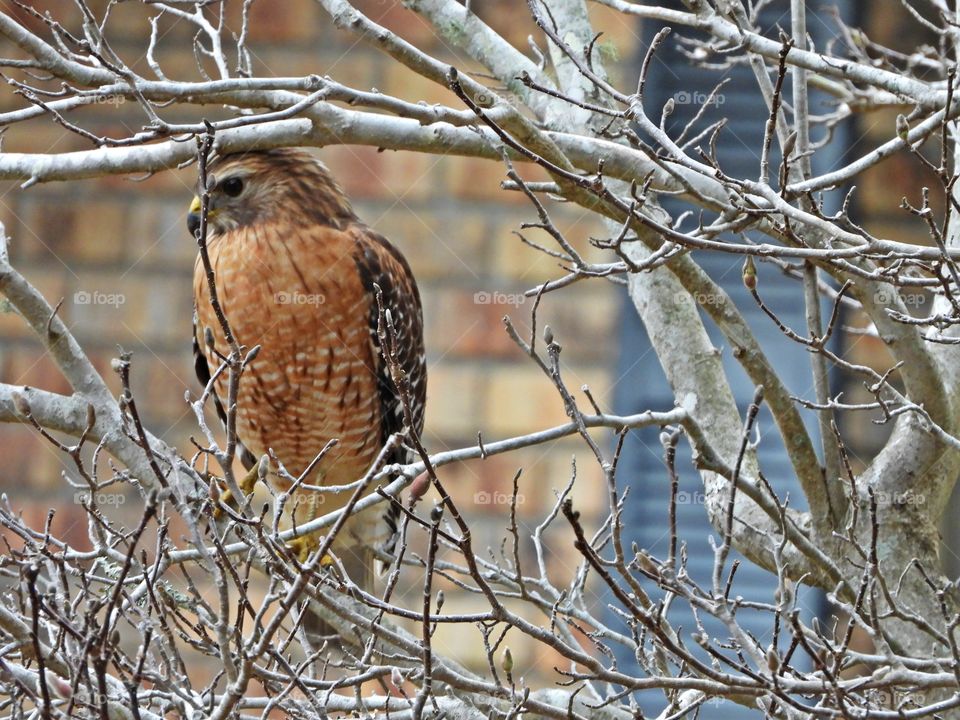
[{"left": 187, "top": 148, "right": 426, "bottom": 594}]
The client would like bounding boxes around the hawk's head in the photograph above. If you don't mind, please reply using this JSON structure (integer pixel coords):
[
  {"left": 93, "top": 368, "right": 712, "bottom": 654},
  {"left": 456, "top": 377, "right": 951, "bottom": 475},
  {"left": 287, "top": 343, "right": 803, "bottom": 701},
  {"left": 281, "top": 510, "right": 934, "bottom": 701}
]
[{"left": 186, "top": 148, "right": 356, "bottom": 238}]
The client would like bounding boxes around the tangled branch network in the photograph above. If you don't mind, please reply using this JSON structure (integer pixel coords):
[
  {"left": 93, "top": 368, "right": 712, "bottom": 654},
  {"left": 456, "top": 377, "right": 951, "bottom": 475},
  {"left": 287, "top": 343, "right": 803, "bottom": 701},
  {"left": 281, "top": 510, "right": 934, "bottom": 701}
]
[{"left": 3, "top": 0, "right": 960, "bottom": 718}]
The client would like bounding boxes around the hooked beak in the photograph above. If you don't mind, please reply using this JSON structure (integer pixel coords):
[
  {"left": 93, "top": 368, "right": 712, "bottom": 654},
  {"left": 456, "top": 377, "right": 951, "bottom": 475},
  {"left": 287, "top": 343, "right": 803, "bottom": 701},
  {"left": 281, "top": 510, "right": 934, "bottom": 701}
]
[{"left": 187, "top": 195, "right": 208, "bottom": 237}]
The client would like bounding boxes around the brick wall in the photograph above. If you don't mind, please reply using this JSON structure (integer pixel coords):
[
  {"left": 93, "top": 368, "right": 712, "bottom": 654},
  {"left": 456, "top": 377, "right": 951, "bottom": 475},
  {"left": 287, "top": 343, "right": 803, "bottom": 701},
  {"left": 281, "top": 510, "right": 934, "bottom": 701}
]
[
  {"left": 0, "top": 1, "right": 631, "bottom": 677},
  {"left": 847, "top": 2, "right": 960, "bottom": 574},
  {"left": 840, "top": 1, "right": 940, "bottom": 458}
]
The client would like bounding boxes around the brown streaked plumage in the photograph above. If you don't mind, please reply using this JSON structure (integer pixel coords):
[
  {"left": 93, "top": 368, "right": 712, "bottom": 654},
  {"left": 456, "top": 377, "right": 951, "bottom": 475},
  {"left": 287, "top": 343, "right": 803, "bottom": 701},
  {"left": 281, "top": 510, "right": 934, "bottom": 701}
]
[{"left": 189, "top": 148, "right": 426, "bottom": 591}]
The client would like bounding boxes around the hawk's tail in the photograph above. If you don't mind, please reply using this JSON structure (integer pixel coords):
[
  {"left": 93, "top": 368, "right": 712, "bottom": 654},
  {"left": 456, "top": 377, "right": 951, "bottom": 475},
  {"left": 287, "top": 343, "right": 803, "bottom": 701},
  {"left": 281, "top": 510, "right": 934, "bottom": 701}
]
[
  {"left": 377, "top": 499, "right": 402, "bottom": 575},
  {"left": 302, "top": 499, "right": 401, "bottom": 646},
  {"left": 302, "top": 542, "right": 375, "bottom": 645}
]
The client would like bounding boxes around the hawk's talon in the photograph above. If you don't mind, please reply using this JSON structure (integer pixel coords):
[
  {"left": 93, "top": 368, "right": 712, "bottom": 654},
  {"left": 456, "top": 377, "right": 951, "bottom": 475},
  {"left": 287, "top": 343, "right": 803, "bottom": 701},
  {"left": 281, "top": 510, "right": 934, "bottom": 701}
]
[
  {"left": 238, "top": 462, "right": 261, "bottom": 496},
  {"left": 286, "top": 533, "right": 336, "bottom": 566},
  {"left": 212, "top": 463, "right": 261, "bottom": 519}
]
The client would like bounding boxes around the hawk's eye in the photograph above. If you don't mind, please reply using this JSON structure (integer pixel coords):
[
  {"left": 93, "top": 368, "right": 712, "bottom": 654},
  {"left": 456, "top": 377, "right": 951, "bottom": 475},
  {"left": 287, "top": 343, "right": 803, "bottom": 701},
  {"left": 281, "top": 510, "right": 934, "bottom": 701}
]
[{"left": 221, "top": 177, "right": 244, "bottom": 197}]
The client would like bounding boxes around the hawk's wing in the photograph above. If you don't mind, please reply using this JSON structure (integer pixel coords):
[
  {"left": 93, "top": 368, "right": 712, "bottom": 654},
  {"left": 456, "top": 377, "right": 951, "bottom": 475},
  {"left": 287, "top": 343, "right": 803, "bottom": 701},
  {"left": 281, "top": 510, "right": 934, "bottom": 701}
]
[
  {"left": 350, "top": 224, "right": 426, "bottom": 567},
  {"left": 192, "top": 308, "right": 258, "bottom": 471},
  {"left": 351, "top": 225, "right": 427, "bottom": 463}
]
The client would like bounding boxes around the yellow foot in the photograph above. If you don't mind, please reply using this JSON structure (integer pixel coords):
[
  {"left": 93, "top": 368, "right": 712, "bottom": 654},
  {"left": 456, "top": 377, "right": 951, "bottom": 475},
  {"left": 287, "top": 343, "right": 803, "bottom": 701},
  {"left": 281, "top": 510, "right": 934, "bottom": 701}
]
[
  {"left": 287, "top": 533, "right": 335, "bottom": 566},
  {"left": 212, "top": 463, "right": 261, "bottom": 518}
]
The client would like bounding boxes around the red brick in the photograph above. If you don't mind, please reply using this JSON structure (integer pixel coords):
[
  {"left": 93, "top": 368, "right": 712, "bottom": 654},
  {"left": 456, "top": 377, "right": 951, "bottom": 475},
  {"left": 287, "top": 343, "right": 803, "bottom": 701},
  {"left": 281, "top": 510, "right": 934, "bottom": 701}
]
[
  {"left": 240, "top": 1, "right": 326, "bottom": 44},
  {"left": 373, "top": 204, "right": 489, "bottom": 281},
  {"left": 483, "top": 365, "right": 566, "bottom": 437},
  {"left": 130, "top": 272, "right": 195, "bottom": 345},
  {"left": 444, "top": 449, "right": 553, "bottom": 517},
  {"left": 588, "top": 4, "right": 640, "bottom": 84},
  {"left": 425, "top": 287, "right": 523, "bottom": 360},
  {"left": 485, "top": 362, "right": 610, "bottom": 438},
  {"left": 325, "top": 146, "right": 446, "bottom": 205},
  {"left": 251, "top": 47, "right": 380, "bottom": 91},
  {"left": 491, "top": 227, "right": 567, "bottom": 283},
  {"left": 487, "top": 204, "right": 613, "bottom": 284},
  {"left": 843, "top": 314, "right": 894, "bottom": 373},
  {"left": 128, "top": 351, "right": 195, "bottom": 427},
  {"left": 859, "top": 153, "right": 936, "bottom": 220},
  {"left": 2, "top": 349, "right": 71, "bottom": 395},
  {"left": 381, "top": 60, "right": 464, "bottom": 108},
  {"left": 5, "top": 2, "right": 80, "bottom": 35},
  {"left": 447, "top": 157, "right": 510, "bottom": 203},
  {"left": 85, "top": 349, "right": 124, "bottom": 398},
  {"left": 4, "top": 122, "right": 81, "bottom": 157},
  {"left": 126, "top": 199, "right": 199, "bottom": 269},
  {"left": 0, "top": 425, "right": 72, "bottom": 494},
  {"left": 75, "top": 201, "right": 130, "bottom": 263},
  {"left": 472, "top": 0, "right": 541, "bottom": 50},
  {"left": 18, "top": 196, "right": 127, "bottom": 266},
  {"left": 422, "top": 362, "right": 485, "bottom": 441},
  {"left": 318, "top": 49, "right": 383, "bottom": 92},
  {"left": 860, "top": 222, "right": 932, "bottom": 256},
  {"left": 352, "top": 1, "right": 451, "bottom": 51},
  {"left": 101, "top": 1, "right": 154, "bottom": 40},
  {"left": 322, "top": 144, "right": 390, "bottom": 199},
  {"left": 65, "top": 273, "right": 141, "bottom": 342},
  {"left": 379, "top": 149, "right": 449, "bottom": 201},
  {"left": 0, "top": 266, "right": 68, "bottom": 340},
  {"left": 0, "top": 190, "right": 24, "bottom": 247},
  {"left": 532, "top": 285, "right": 619, "bottom": 364},
  {"left": 0, "top": 495, "right": 94, "bottom": 553},
  {"left": 864, "top": 0, "right": 921, "bottom": 53}
]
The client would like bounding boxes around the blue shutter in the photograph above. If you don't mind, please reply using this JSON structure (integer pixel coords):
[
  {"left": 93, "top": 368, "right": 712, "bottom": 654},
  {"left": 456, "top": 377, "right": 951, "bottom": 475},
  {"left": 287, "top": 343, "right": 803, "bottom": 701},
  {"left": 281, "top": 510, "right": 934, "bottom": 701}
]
[{"left": 609, "top": 1, "right": 857, "bottom": 715}]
